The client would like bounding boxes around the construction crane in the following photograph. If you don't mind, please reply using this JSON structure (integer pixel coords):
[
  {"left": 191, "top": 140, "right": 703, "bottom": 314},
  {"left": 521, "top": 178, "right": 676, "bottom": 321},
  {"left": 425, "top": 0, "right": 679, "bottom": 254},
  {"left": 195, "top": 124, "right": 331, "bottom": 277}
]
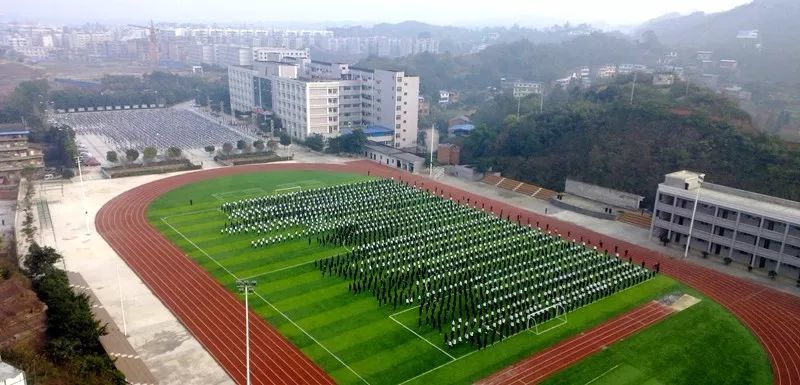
[{"left": 127, "top": 21, "right": 159, "bottom": 66}]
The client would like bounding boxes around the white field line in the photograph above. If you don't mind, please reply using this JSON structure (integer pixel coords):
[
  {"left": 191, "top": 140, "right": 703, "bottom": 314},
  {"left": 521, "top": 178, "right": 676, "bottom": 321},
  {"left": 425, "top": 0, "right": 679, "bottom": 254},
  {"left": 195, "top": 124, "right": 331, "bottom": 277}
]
[
  {"left": 163, "top": 208, "right": 221, "bottom": 220},
  {"left": 161, "top": 216, "right": 370, "bottom": 385},
  {"left": 584, "top": 364, "right": 621, "bottom": 385},
  {"left": 396, "top": 350, "right": 479, "bottom": 385},
  {"left": 240, "top": 259, "right": 318, "bottom": 280},
  {"left": 211, "top": 187, "right": 267, "bottom": 202},
  {"left": 252, "top": 290, "right": 372, "bottom": 385},
  {"left": 161, "top": 217, "right": 238, "bottom": 279},
  {"left": 388, "top": 313, "right": 456, "bottom": 360}
]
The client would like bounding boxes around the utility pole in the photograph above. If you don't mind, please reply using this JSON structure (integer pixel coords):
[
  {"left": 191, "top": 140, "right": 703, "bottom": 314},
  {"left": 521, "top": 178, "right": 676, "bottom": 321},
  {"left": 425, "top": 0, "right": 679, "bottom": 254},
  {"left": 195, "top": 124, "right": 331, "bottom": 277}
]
[
  {"left": 116, "top": 264, "right": 128, "bottom": 336},
  {"left": 683, "top": 187, "right": 701, "bottom": 259},
  {"left": 630, "top": 71, "right": 638, "bottom": 105},
  {"left": 236, "top": 279, "right": 257, "bottom": 385},
  {"left": 76, "top": 156, "right": 90, "bottom": 235},
  {"left": 516, "top": 96, "right": 522, "bottom": 118},
  {"left": 428, "top": 124, "right": 435, "bottom": 178},
  {"left": 539, "top": 91, "right": 544, "bottom": 113}
]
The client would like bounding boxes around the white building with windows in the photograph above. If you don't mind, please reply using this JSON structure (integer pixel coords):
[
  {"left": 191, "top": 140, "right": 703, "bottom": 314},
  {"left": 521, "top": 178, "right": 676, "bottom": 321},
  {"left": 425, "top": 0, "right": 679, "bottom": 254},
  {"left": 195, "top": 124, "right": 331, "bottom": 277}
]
[
  {"left": 650, "top": 171, "right": 800, "bottom": 278},
  {"left": 228, "top": 55, "right": 419, "bottom": 149}
]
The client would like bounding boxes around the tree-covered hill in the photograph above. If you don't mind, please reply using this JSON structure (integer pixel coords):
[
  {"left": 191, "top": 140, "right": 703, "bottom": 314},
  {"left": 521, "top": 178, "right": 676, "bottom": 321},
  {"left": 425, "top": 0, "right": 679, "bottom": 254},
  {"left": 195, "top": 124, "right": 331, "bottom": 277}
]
[
  {"left": 460, "top": 79, "right": 800, "bottom": 206},
  {"left": 638, "top": 0, "right": 800, "bottom": 84},
  {"left": 356, "top": 32, "right": 658, "bottom": 100}
]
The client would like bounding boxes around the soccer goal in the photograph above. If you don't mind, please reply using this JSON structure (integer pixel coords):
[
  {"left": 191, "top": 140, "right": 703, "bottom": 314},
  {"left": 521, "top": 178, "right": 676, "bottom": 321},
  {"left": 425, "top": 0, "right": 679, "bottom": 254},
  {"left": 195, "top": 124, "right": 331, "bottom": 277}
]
[{"left": 527, "top": 303, "right": 568, "bottom": 335}]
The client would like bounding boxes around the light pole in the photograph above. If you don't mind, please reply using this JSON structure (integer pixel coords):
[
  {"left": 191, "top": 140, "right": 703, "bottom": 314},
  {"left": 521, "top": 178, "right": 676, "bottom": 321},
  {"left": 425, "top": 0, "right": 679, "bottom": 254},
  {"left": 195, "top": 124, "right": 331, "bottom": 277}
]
[
  {"left": 428, "top": 124, "right": 435, "bottom": 178},
  {"left": 683, "top": 187, "right": 701, "bottom": 259},
  {"left": 236, "top": 279, "right": 257, "bottom": 385},
  {"left": 116, "top": 263, "right": 128, "bottom": 336},
  {"left": 75, "top": 155, "right": 90, "bottom": 235}
]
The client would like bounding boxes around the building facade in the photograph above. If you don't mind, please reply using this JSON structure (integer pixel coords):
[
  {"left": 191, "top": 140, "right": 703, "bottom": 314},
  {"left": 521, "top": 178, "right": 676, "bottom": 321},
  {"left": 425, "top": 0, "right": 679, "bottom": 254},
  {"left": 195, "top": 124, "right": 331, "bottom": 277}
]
[
  {"left": 0, "top": 124, "right": 45, "bottom": 183},
  {"left": 650, "top": 171, "right": 800, "bottom": 278},
  {"left": 228, "top": 55, "right": 419, "bottom": 149}
]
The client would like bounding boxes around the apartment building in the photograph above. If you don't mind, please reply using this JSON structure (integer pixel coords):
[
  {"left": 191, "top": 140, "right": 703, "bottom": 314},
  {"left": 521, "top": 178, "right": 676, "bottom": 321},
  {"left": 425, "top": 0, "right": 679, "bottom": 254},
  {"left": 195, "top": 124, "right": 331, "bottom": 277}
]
[
  {"left": 0, "top": 124, "right": 45, "bottom": 183},
  {"left": 650, "top": 171, "right": 800, "bottom": 278},
  {"left": 228, "top": 55, "right": 419, "bottom": 149}
]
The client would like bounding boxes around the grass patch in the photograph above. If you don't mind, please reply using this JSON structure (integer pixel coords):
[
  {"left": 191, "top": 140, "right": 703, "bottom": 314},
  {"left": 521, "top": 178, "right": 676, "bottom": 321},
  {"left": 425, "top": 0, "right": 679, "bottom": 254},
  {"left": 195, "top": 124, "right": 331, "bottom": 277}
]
[{"left": 541, "top": 286, "right": 773, "bottom": 385}]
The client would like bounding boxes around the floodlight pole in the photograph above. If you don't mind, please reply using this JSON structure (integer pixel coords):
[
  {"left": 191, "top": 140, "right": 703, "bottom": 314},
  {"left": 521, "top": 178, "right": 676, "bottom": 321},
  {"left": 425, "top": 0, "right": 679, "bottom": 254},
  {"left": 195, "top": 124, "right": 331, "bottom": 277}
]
[
  {"left": 236, "top": 279, "right": 257, "bottom": 385},
  {"left": 116, "top": 263, "right": 128, "bottom": 336},
  {"left": 683, "top": 187, "right": 700, "bottom": 259},
  {"left": 76, "top": 155, "right": 90, "bottom": 235},
  {"left": 428, "top": 124, "right": 435, "bottom": 178}
]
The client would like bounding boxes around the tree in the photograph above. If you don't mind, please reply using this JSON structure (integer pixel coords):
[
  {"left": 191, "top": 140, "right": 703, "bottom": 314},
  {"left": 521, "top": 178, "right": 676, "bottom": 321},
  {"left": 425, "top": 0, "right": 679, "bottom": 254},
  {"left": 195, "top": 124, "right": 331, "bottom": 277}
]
[
  {"left": 106, "top": 151, "right": 118, "bottom": 163},
  {"left": 266, "top": 140, "right": 278, "bottom": 152},
  {"left": 242, "top": 142, "right": 253, "bottom": 153},
  {"left": 204, "top": 145, "right": 215, "bottom": 154},
  {"left": 142, "top": 146, "right": 158, "bottom": 162},
  {"left": 23, "top": 243, "right": 62, "bottom": 279},
  {"left": 253, "top": 140, "right": 265, "bottom": 152},
  {"left": 279, "top": 132, "right": 292, "bottom": 147},
  {"left": 61, "top": 169, "right": 74, "bottom": 179},
  {"left": 326, "top": 137, "right": 343, "bottom": 154},
  {"left": 306, "top": 134, "right": 324, "bottom": 152},
  {"left": 125, "top": 149, "right": 139, "bottom": 163},
  {"left": 236, "top": 139, "right": 246, "bottom": 151},
  {"left": 222, "top": 142, "right": 234, "bottom": 155},
  {"left": 341, "top": 129, "right": 367, "bottom": 154},
  {"left": 166, "top": 146, "right": 182, "bottom": 159}
]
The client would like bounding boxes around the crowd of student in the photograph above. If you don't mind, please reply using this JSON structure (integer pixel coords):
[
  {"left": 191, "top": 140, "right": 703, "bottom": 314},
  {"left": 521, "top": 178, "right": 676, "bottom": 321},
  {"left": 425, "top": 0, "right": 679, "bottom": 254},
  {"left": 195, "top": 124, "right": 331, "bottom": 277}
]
[{"left": 220, "top": 179, "right": 656, "bottom": 349}]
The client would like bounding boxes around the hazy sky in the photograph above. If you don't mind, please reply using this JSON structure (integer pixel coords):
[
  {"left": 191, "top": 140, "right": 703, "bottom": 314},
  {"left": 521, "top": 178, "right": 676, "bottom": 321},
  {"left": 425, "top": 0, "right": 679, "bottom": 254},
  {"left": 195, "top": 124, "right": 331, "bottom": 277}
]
[{"left": 3, "top": 0, "right": 753, "bottom": 26}]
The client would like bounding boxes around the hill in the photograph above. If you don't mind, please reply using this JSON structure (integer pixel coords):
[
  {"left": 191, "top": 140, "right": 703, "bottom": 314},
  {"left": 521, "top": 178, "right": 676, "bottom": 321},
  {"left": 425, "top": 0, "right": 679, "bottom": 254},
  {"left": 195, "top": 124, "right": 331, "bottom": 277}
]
[
  {"left": 638, "top": 0, "right": 800, "bottom": 83},
  {"left": 356, "top": 32, "right": 653, "bottom": 99},
  {"left": 459, "top": 79, "right": 800, "bottom": 206}
]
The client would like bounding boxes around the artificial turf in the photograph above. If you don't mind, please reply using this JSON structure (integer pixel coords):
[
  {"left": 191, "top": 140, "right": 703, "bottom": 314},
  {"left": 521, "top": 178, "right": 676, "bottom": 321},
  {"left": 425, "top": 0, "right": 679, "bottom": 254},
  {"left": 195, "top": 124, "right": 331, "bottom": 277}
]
[{"left": 146, "top": 170, "right": 772, "bottom": 385}]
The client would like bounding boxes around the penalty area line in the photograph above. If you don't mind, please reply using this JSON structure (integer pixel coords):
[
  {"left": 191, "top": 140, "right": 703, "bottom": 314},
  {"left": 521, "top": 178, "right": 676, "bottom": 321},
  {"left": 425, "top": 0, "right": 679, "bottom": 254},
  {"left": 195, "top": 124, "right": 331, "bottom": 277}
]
[
  {"left": 252, "top": 291, "right": 372, "bottom": 385},
  {"left": 584, "top": 364, "right": 621, "bottom": 385},
  {"left": 389, "top": 311, "right": 456, "bottom": 361}
]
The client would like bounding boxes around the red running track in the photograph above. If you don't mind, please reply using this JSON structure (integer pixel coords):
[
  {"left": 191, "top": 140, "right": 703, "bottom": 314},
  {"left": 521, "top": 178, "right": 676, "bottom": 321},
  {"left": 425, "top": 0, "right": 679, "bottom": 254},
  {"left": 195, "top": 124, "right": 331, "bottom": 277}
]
[
  {"left": 96, "top": 161, "right": 800, "bottom": 385},
  {"left": 477, "top": 301, "right": 674, "bottom": 385}
]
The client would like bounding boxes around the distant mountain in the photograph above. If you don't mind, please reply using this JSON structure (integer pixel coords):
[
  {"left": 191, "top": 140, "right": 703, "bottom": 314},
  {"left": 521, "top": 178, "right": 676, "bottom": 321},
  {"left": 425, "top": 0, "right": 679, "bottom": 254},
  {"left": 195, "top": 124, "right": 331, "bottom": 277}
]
[{"left": 638, "top": 0, "right": 800, "bottom": 48}]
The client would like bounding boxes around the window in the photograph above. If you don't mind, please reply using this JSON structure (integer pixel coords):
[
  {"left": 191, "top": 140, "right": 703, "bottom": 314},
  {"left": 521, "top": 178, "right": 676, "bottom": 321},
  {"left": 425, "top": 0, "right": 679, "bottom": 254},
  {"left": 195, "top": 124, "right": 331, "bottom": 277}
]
[
  {"left": 396, "top": 105, "right": 402, "bottom": 111},
  {"left": 397, "top": 96, "right": 402, "bottom": 101},
  {"left": 396, "top": 115, "right": 402, "bottom": 120},
  {"left": 396, "top": 124, "right": 401, "bottom": 129}
]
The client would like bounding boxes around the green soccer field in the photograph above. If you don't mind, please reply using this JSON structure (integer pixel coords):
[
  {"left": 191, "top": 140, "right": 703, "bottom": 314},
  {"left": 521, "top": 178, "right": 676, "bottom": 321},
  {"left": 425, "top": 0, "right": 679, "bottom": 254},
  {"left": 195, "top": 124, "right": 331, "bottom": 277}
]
[{"left": 146, "top": 170, "right": 772, "bottom": 385}]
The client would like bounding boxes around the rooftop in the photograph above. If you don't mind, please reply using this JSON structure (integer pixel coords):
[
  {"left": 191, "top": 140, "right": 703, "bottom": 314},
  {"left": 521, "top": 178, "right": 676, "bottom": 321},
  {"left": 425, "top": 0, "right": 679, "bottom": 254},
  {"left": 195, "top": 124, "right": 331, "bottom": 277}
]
[
  {"left": 450, "top": 123, "right": 476, "bottom": 132},
  {"left": 0, "top": 362, "right": 23, "bottom": 380},
  {"left": 365, "top": 142, "right": 424, "bottom": 162},
  {"left": 0, "top": 123, "right": 29, "bottom": 135},
  {"left": 661, "top": 171, "right": 800, "bottom": 222},
  {"left": 362, "top": 125, "right": 394, "bottom": 136}
]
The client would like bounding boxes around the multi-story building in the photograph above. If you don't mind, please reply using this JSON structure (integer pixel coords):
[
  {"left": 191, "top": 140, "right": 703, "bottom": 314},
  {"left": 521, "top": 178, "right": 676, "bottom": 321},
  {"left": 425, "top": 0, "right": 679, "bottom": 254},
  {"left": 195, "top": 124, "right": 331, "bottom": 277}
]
[
  {"left": 0, "top": 124, "right": 45, "bottom": 183},
  {"left": 186, "top": 44, "right": 215, "bottom": 65},
  {"left": 227, "top": 54, "right": 419, "bottom": 149},
  {"left": 253, "top": 47, "right": 309, "bottom": 62},
  {"left": 596, "top": 64, "right": 617, "bottom": 79},
  {"left": 650, "top": 171, "right": 800, "bottom": 278},
  {"left": 216, "top": 45, "right": 253, "bottom": 67}
]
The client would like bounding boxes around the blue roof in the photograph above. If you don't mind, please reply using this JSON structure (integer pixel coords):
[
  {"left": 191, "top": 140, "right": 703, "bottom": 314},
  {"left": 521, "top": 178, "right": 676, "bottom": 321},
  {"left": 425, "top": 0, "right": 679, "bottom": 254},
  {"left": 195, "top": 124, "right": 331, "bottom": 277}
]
[
  {"left": 362, "top": 125, "right": 394, "bottom": 136},
  {"left": 450, "top": 124, "right": 476, "bottom": 132},
  {"left": 340, "top": 125, "right": 393, "bottom": 137}
]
